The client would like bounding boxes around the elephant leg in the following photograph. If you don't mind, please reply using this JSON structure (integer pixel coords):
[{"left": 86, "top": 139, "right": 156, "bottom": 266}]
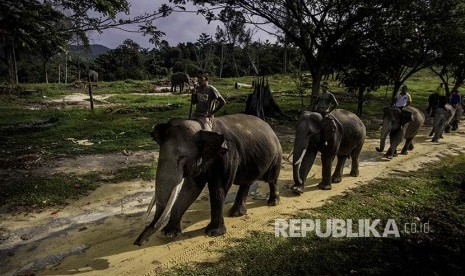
[
  {"left": 350, "top": 143, "right": 363, "bottom": 177},
  {"left": 408, "top": 142, "right": 414, "bottom": 151},
  {"left": 400, "top": 138, "right": 413, "bottom": 155},
  {"left": 384, "top": 148, "right": 394, "bottom": 159},
  {"left": 229, "top": 184, "right": 250, "bottom": 217},
  {"left": 162, "top": 177, "right": 207, "bottom": 237},
  {"left": 429, "top": 129, "right": 434, "bottom": 137},
  {"left": 445, "top": 125, "right": 451, "bottom": 133},
  {"left": 331, "top": 155, "right": 347, "bottom": 183},
  {"left": 265, "top": 160, "right": 281, "bottom": 205},
  {"left": 267, "top": 180, "right": 280, "bottom": 206},
  {"left": 292, "top": 151, "right": 317, "bottom": 194},
  {"left": 205, "top": 177, "right": 231, "bottom": 236},
  {"left": 318, "top": 152, "right": 335, "bottom": 190}
]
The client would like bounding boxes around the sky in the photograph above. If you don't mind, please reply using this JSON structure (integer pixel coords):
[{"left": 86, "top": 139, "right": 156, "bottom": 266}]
[{"left": 87, "top": 1, "right": 277, "bottom": 49}]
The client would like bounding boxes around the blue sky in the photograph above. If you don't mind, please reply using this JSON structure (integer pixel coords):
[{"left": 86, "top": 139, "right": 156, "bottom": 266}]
[{"left": 88, "top": 0, "right": 276, "bottom": 49}]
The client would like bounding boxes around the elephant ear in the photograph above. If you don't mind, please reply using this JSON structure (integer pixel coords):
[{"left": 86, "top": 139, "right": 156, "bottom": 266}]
[
  {"left": 196, "top": 131, "right": 227, "bottom": 163},
  {"left": 306, "top": 112, "right": 323, "bottom": 134},
  {"left": 151, "top": 123, "right": 170, "bottom": 145},
  {"left": 400, "top": 110, "right": 413, "bottom": 125}
]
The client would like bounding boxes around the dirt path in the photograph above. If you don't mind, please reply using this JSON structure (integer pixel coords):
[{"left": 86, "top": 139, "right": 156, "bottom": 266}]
[{"left": 1, "top": 123, "right": 465, "bottom": 276}]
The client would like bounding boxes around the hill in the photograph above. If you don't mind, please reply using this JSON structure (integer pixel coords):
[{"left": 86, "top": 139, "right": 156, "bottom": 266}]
[{"left": 68, "top": 44, "right": 111, "bottom": 59}]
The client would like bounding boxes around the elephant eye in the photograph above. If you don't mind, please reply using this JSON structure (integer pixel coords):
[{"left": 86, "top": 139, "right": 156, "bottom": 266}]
[{"left": 177, "top": 155, "right": 188, "bottom": 167}]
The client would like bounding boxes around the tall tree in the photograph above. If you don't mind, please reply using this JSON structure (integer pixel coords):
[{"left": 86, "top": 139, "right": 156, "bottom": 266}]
[{"left": 180, "top": 0, "right": 388, "bottom": 100}]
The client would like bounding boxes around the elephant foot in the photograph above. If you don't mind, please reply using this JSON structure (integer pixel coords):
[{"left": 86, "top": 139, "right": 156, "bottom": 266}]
[
  {"left": 162, "top": 224, "right": 182, "bottom": 237},
  {"left": 383, "top": 154, "right": 393, "bottom": 159},
  {"left": 331, "top": 175, "right": 342, "bottom": 183},
  {"left": 375, "top": 147, "right": 383, "bottom": 152},
  {"left": 229, "top": 204, "right": 247, "bottom": 217},
  {"left": 267, "top": 196, "right": 280, "bottom": 206},
  {"left": 205, "top": 223, "right": 226, "bottom": 237},
  {"left": 291, "top": 185, "right": 304, "bottom": 195},
  {"left": 349, "top": 170, "right": 359, "bottom": 177},
  {"left": 408, "top": 144, "right": 414, "bottom": 151},
  {"left": 400, "top": 150, "right": 408, "bottom": 155},
  {"left": 429, "top": 131, "right": 434, "bottom": 137},
  {"left": 393, "top": 152, "right": 398, "bottom": 157},
  {"left": 317, "top": 182, "right": 332, "bottom": 190}
]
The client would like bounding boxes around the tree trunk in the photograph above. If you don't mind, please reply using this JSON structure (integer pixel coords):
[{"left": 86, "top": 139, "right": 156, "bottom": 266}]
[
  {"left": 219, "top": 44, "right": 224, "bottom": 78},
  {"left": 283, "top": 35, "right": 288, "bottom": 75},
  {"left": 357, "top": 87, "right": 366, "bottom": 116},
  {"left": 12, "top": 39, "right": 18, "bottom": 84},
  {"left": 65, "top": 52, "right": 68, "bottom": 84},
  {"left": 231, "top": 44, "right": 239, "bottom": 77},
  {"left": 44, "top": 61, "right": 49, "bottom": 84},
  {"left": 58, "top": 63, "right": 61, "bottom": 83},
  {"left": 310, "top": 69, "right": 323, "bottom": 109}
]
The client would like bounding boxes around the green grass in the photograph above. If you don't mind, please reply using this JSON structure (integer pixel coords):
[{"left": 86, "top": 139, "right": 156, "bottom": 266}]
[{"left": 167, "top": 155, "right": 465, "bottom": 275}]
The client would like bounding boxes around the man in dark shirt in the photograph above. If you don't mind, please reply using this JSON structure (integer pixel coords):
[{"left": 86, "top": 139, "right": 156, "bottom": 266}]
[
  {"left": 191, "top": 74, "right": 226, "bottom": 131},
  {"left": 312, "top": 81, "right": 338, "bottom": 116}
]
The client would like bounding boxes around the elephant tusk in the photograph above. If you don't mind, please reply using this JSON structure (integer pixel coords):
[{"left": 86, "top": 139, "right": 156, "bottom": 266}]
[
  {"left": 151, "top": 179, "right": 184, "bottom": 232},
  {"left": 294, "top": 149, "right": 307, "bottom": 166},
  {"left": 145, "top": 192, "right": 157, "bottom": 219}
]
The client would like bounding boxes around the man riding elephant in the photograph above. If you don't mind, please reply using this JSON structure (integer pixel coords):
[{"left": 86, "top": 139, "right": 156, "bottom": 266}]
[{"left": 191, "top": 73, "right": 226, "bottom": 131}]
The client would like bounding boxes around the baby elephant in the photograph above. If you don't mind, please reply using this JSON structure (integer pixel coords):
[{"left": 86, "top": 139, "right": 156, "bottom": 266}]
[{"left": 171, "top": 72, "right": 190, "bottom": 93}]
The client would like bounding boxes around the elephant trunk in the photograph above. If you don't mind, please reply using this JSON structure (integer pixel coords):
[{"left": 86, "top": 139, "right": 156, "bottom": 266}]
[
  {"left": 134, "top": 179, "right": 184, "bottom": 245},
  {"left": 376, "top": 120, "right": 390, "bottom": 152},
  {"left": 134, "top": 159, "right": 184, "bottom": 246},
  {"left": 292, "top": 134, "right": 309, "bottom": 186}
]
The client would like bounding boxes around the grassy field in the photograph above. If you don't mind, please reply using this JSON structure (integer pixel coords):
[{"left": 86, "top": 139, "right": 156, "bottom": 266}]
[
  {"left": 168, "top": 155, "right": 465, "bottom": 275},
  {"left": 0, "top": 69, "right": 443, "bottom": 208}
]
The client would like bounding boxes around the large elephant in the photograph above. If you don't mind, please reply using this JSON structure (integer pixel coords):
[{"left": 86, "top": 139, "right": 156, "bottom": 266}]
[
  {"left": 88, "top": 70, "right": 98, "bottom": 82},
  {"left": 292, "top": 109, "right": 366, "bottom": 192},
  {"left": 171, "top": 72, "right": 190, "bottom": 93},
  {"left": 429, "top": 104, "right": 456, "bottom": 142},
  {"left": 134, "top": 114, "right": 282, "bottom": 245},
  {"left": 376, "top": 106, "right": 425, "bottom": 158}
]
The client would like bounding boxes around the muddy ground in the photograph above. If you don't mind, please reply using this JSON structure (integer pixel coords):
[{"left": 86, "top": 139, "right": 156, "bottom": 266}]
[{"left": 1, "top": 114, "right": 465, "bottom": 275}]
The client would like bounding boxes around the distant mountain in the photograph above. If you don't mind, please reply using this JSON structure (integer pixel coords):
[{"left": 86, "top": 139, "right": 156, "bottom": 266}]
[{"left": 68, "top": 44, "right": 111, "bottom": 59}]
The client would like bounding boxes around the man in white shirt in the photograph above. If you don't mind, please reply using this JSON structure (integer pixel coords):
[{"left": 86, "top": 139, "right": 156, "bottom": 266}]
[{"left": 393, "top": 85, "right": 412, "bottom": 110}]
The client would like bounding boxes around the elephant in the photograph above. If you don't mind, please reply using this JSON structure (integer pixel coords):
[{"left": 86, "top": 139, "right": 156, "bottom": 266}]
[
  {"left": 376, "top": 106, "right": 425, "bottom": 158},
  {"left": 429, "top": 104, "right": 456, "bottom": 142},
  {"left": 88, "top": 70, "right": 98, "bottom": 82},
  {"left": 134, "top": 114, "right": 282, "bottom": 245},
  {"left": 450, "top": 103, "right": 464, "bottom": 131},
  {"left": 171, "top": 72, "right": 190, "bottom": 93},
  {"left": 291, "top": 109, "right": 366, "bottom": 192}
]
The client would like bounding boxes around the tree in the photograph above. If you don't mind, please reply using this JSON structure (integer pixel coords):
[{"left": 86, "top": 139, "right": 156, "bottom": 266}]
[
  {"left": 95, "top": 39, "right": 147, "bottom": 80},
  {"left": 429, "top": 3, "right": 465, "bottom": 95},
  {"left": 180, "top": 0, "right": 389, "bottom": 101}
]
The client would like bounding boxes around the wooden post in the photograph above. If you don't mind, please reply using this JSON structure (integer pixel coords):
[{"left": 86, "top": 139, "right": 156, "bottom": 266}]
[{"left": 88, "top": 74, "right": 94, "bottom": 111}]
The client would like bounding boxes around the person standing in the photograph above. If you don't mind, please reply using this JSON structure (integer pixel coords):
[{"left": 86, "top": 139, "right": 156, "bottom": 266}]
[
  {"left": 191, "top": 73, "right": 226, "bottom": 131},
  {"left": 312, "top": 81, "right": 338, "bottom": 116},
  {"left": 450, "top": 90, "right": 461, "bottom": 108},
  {"left": 436, "top": 83, "right": 445, "bottom": 97},
  {"left": 393, "top": 85, "right": 412, "bottom": 109}
]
